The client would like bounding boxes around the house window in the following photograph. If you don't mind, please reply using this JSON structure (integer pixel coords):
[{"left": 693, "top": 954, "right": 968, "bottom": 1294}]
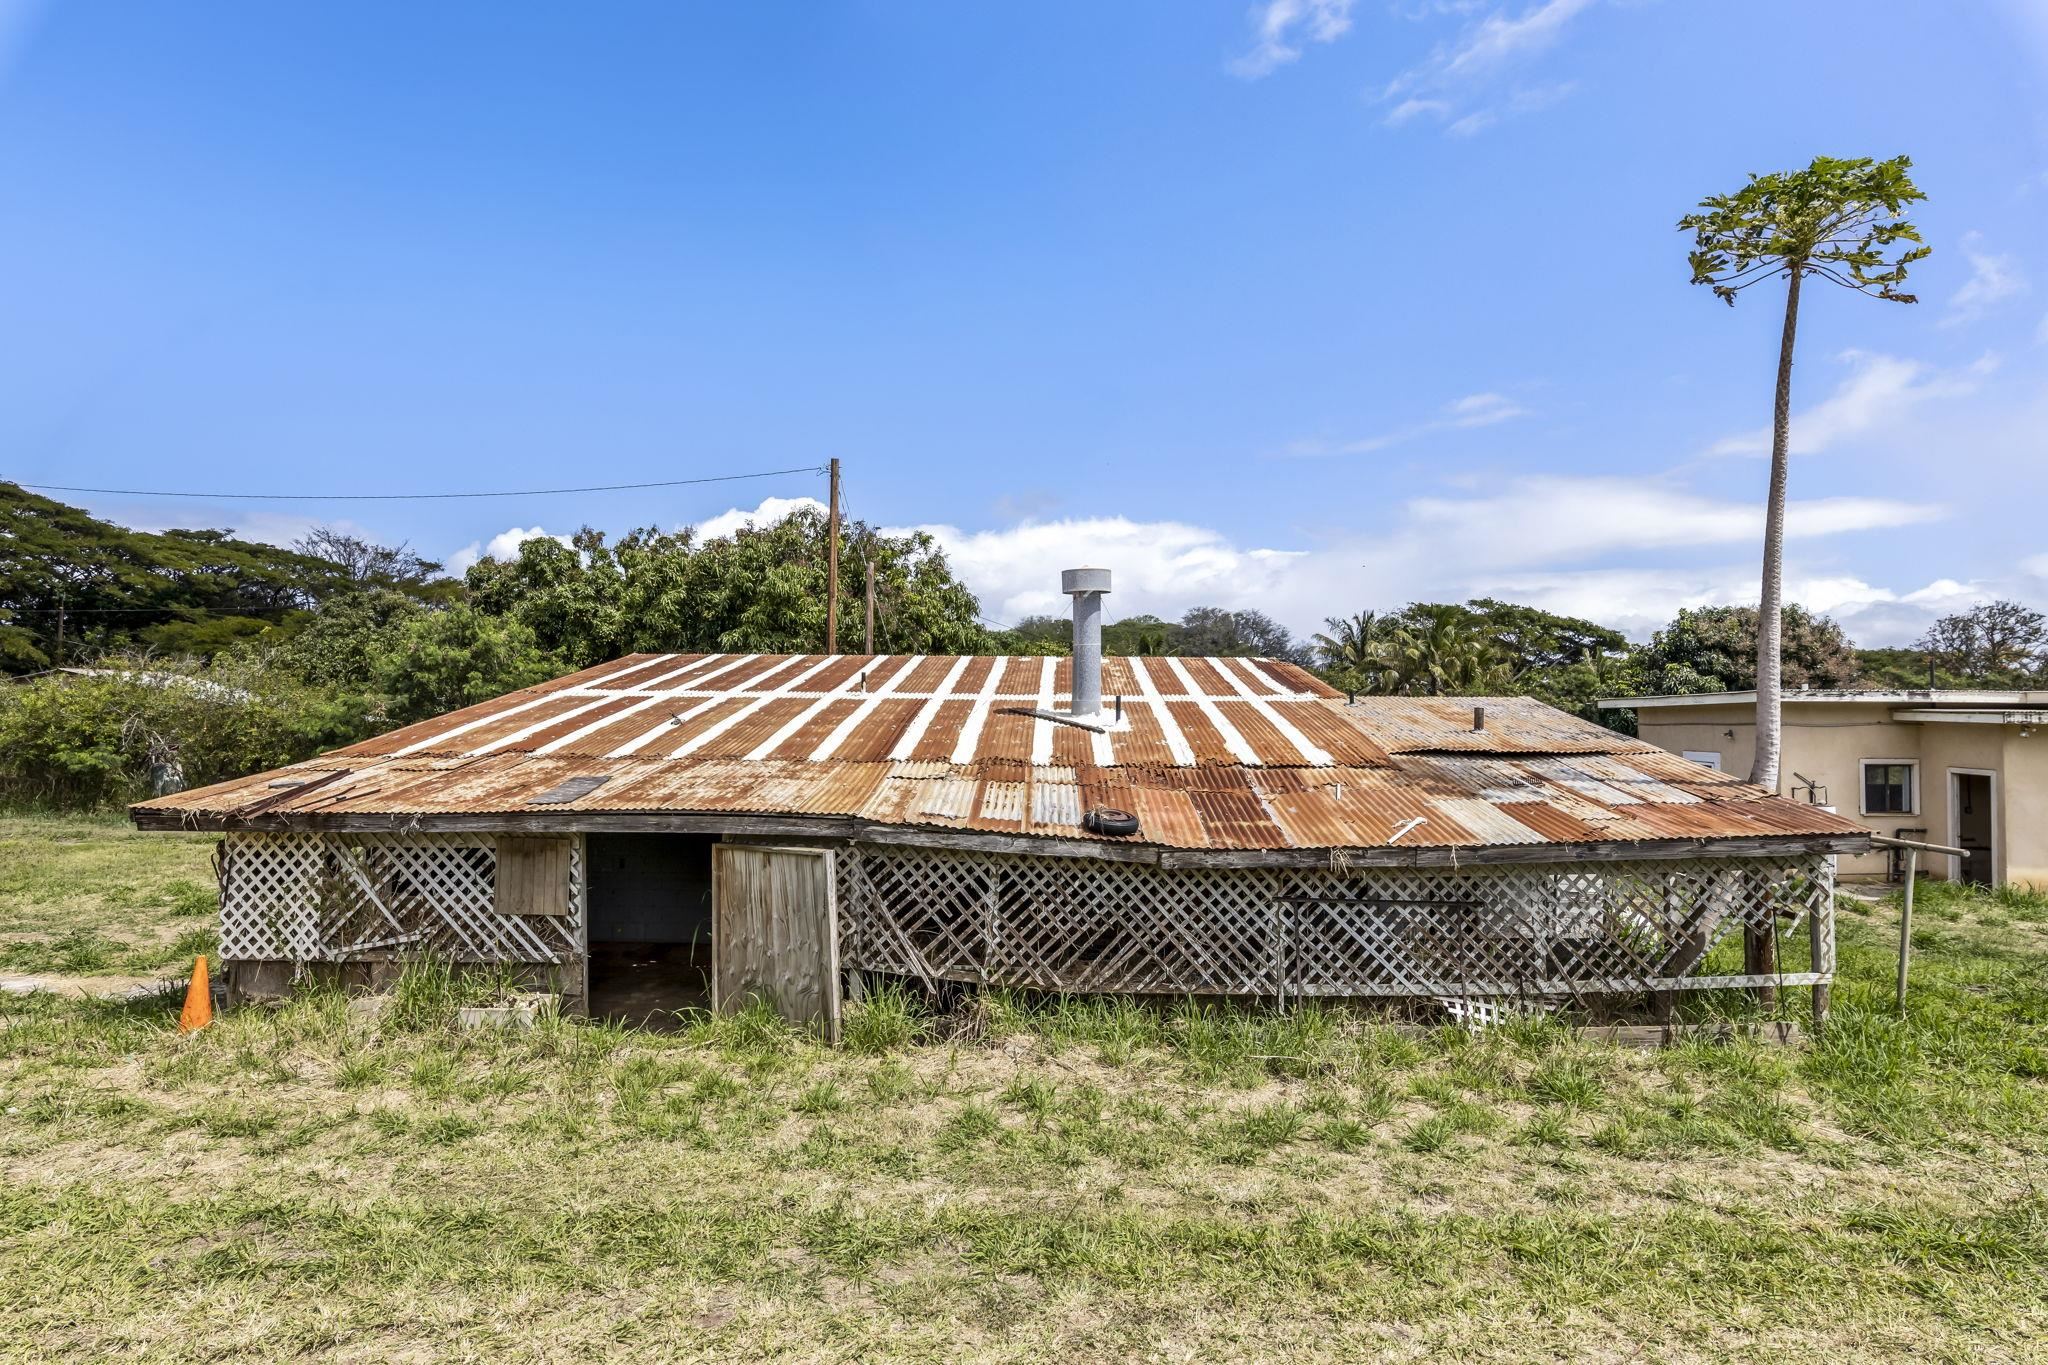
[
  {"left": 1681, "top": 750, "right": 1723, "bottom": 771},
  {"left": 1862, "top": 761, "right": 1915, "bottom": 815}
]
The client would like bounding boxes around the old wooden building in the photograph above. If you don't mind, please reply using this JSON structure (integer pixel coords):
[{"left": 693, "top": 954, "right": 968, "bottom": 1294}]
[{"left": 132, "top": 571, "right": 1868, "bottom": 1034}]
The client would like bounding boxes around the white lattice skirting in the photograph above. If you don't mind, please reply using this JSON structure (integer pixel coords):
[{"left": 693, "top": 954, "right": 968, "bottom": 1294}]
[
  {"left": 218, "top": 832, "right": 582, "bottom": 965},
  {"left": 216, "top": 831, "right": 1832, "bottom": 1006},
  {"left": 838, "top": 846, "right": 1835, "bottom": 1002}
]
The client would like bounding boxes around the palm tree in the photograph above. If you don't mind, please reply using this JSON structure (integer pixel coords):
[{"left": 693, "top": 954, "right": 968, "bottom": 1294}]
[
  {"left": 1313, "top": 611, "right": 1387, "bottom": 691},
  {"left": 1385, "top": 606, "right": 1507, "bottom": 697},
  {"left": 1681, "top": 156, "right": 1927, "bottom": 792}
]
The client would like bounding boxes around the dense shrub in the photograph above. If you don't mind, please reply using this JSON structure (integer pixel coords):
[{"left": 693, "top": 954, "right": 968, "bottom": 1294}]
[{"left": 0, "top": 656, "right": 376, "bottom": 809}]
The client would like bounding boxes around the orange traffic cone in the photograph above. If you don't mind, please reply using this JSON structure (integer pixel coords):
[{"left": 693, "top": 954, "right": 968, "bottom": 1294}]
[{"left": 178, "top": 955, "right": 212, "bottom": 1033}]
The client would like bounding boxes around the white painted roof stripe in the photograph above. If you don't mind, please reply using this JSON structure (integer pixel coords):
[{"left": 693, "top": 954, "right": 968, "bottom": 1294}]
[
  {"left": 1129, "top": 657, "right": 1196, "bottom": 767},
  {"left": 1165, "top": 657, "right": 1261, "bottom": 765},
  {"left": 743, "top": 657, "right": 898, "bottom": 762},
  {"left": 1029, "top": 656, "right": 1058, "bottom": 766},
  {"left": 388, "top": 653, "right": 661, "bottom": 757},
  {"left": 674, "top": 654, "right": 849, "bottom": 761},
  {"left": 889, "top": 656, "right": 972, "bottom": 761},
  {"left": 1214, "top": 657, "right": 1334, "bottom": 766},
  {"left": 468, "top": 694, "right": 626, "bottom": 756},
  {"left": 1229, "top": 655, "right": 1299, "bottom": 698},
  {"left": 532, "top": 691, "right": 671, "bottom": 756},
  {"left": 949, "top": 658, "right": 1007, "bottom": 765},
  {"left": 599, "top": 655, "right": 763, "bottom": 759},
  {"left": 1089, "top": 721, "right": 1115, "bottom": 766},
  {"left": 604, "top": 695, "right": 728, "bottom": 760},
  {"left": 806, "top": 655, "right": 925, "bottom": 761},
  {"left": 628, "top": 652, "right": 740, "bottom": 691}
]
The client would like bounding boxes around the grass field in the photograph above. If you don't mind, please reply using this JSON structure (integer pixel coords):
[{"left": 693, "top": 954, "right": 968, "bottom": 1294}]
[{"left": 1, "top": 815, "right": 2044, "bottom": 1362}]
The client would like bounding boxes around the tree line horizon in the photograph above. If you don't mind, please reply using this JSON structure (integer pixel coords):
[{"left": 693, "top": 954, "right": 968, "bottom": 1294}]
[{"left": 3, "top": 482, "right": 2041, "bottom": 810}]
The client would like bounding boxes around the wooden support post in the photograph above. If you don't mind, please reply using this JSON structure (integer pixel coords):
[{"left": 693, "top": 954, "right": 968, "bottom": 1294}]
[
  {"left": 863, "top": 559, "right": 876, "bottom": 654},
  {"left": 1745, "top": 867, "right": 1778, "bottom": 1010},
  {"left": 826, "top": 458, "right": 841, "bottom": 654}
]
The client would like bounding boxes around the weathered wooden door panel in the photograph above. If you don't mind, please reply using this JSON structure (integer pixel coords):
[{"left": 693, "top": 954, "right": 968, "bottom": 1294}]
[{"left": 711, "top": 844, "right": 839, "bottom": 1041}]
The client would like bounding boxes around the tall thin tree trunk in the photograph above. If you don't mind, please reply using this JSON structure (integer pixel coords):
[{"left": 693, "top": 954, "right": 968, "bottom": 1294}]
[
  {"left": 1746, "top": 263, "right": 1802, "bottom": 1010},
  {"left": 1749, "top": 264, "right": 1803, "bottom": 793}
]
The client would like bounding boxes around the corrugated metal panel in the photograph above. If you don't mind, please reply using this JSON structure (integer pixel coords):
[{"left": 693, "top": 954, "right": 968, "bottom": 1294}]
[
  {"left": 1336, "top": 695, "right": 1657, "bottom": 756},
  {"left": 138, "top": 649, "right": 1868, "bottom": 854}
]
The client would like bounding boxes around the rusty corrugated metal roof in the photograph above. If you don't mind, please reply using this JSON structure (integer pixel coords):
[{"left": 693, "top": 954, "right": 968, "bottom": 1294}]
[{"left": 135, "top": 652, "right": 1864, "bottom": 854}]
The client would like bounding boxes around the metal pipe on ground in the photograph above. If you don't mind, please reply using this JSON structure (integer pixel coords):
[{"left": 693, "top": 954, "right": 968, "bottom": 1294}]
[{"left": 1870, "top": 834, "right": 1966, "bottom": 1018}]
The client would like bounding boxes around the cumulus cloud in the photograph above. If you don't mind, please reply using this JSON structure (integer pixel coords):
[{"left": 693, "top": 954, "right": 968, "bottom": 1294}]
[
  {"left": 1230, "top": 0, "right": 1356, "bottom": 79},
  {"left": 1280, "top": 390, "right": 1527, "bottom": 456},
  {"left": 1380, "top": 0, "right": 1596, "bottom": 134},
  {"left": 689, "top": 495, "right": 826, "bottom": 541},
  {"left": 1944, "top": 231, "right": 2027, "bottom": 326},
  {"left": 444, "top": 526, "right": 573, "bottom": 576},
  {"left": 670, "top": 470, "right": 1936, "bottom": 643},
  {"left": 1706, "top": 351, "right": 1988, "bottom": 458},
  {"left": 1477, "top": 565, "right": 2000, "bottom": 645}
]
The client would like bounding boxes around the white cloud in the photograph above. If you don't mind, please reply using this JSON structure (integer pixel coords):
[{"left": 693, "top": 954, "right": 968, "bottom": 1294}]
[
  {"left": 1230, "top": 0, "right": 1356, "bottom": 79},
  {"left": 1384, "top": 96, "right": 1452, "bottom": 126},
  {"left": 1706, "top": 350, "right": 1987, "bottom": 457},
  {"left": 1397, "top": 476, "right": 1938, "bottom": 569},
  {"left": 444, "top": 526, "right": 573, "bottom": 576},
  {"left": 1380, "top": 0, "right": 1595, "bottom": 134},
  {"left": 1438, "top": 0, "right": 1595, "bottom": 80},
  {"left": 689, "top": 494, "right": 826, "bottom": 542},
  {"left": 1943, "top": 231, "right": 2027, "bottom": 326},
  {"left": 1281, "top": 390, "right": 1527, "bottom": 456},
  {"left": 681, "top": 470, "right": 1933, "bottom": 642}
]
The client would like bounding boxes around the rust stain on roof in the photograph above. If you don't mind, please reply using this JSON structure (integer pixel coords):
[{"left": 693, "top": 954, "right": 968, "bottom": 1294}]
[{"left": 137, "top": 652, "right": 1867, "bottom": 855}]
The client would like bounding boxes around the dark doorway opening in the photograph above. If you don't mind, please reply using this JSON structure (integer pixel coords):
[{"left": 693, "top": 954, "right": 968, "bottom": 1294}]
[
  {"left": 586, "top": 834, "right": 716, "bottom": 1026},
  {"left": 1952, "top": 773, "right": 1994, "bottom": 887}
]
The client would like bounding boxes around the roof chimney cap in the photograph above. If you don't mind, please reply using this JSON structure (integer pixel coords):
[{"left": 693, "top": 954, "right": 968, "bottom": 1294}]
[{"left": 1061, "top": 567, "right": 1111, "bottom": 596}]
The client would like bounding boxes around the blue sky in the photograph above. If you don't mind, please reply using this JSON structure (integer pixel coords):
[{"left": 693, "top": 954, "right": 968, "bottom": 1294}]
[{"left": 3, "top": 1, "right": 2044, "bottom": 643}]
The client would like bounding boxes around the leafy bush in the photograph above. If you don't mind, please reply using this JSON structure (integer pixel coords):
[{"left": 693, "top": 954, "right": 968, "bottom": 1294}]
[{"left": 0, "top": 655, "right": 374, "bottom": 809}]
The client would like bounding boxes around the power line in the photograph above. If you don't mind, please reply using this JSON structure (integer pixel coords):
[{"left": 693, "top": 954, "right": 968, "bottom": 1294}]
[{"left": 6, "top": 464, "right": 827, "bottom": 503}]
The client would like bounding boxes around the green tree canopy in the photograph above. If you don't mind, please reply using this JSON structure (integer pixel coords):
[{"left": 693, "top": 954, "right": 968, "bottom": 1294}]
[
  {"left": 465, "top": 506, "right": 991, "bottom": 666},
  {"left": 1637, "top": 605, "right": 1857, "bottom": 695},
  {"left": 0, "top": 484, "right": 354, "bottom": 673}
]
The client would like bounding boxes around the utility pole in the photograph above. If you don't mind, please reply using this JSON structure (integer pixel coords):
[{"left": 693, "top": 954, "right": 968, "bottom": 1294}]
[
  {"left": 54, "top": 588, "right": 65, "bottom": 667},
  {"left": 826, "top": 458, "right": 841, "bottom": 654},
  {"left": 864, "top": 559, "right": 876, "bottom": 654}
]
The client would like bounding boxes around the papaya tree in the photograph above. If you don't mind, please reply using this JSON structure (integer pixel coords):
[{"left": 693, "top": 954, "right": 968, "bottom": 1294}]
[{"left": 1681, "top": 155, "right": 1927, "bottom": 793}]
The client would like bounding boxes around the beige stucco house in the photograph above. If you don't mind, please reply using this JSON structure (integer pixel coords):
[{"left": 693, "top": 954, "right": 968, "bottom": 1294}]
[{"left": 1600, "top": 689, "right": 2048, "bottom": 888}]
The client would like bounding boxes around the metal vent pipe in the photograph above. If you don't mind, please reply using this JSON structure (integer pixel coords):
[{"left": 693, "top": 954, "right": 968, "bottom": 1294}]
[{"left": 1062, "top": 567, "right": 1111, "bottom": 718}]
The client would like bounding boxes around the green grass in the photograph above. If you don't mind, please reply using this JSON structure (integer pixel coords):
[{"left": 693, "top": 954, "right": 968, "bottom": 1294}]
[
  {"left": 0, "top": 814, "right": 2045, "bottom": 1360},
  {"left": 0, "top": 814, "right": 216, "bottom": 980}
]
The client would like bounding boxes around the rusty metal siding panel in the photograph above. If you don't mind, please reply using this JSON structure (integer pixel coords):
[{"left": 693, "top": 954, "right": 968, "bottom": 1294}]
[
  {"left": 1284, "top": 704, "right": 1395, "bottom": 767},
  {"left": 1496, "top": 801, "right": 1605, "bottom": 843},
  {"left": 1165, "top": 700, "right": 1234, "bottom": 764},
  {"left": 974, "top": 705, "right": 1037, "bottom": 764},
  {"left": 828, "top": 697, "right": 925, "bottom": 762},
  {"left": 899, "top": 700, "right": 972, "bottom": 761},
  {"left": 1337, "top": 695, "right": 1656, "bottom": 756},
  {"left": 989, "top": 657, "right": 1039, "bottom": 697},
  {"left": 1130, "top": 787, "right": 1206, "bottom": 847}
]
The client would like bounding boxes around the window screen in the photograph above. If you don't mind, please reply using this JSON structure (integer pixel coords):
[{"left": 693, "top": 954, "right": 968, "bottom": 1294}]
[{"left": 1863, "top": 763, "right": 1913, "bottom": 814}]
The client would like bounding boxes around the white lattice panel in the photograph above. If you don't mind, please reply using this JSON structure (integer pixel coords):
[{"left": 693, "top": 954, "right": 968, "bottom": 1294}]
[
  {"left": 220, "top": 833, "right": 583, "bottom": 965},
  {"left": 840, "top": 846, "right": 1833, "bottom": 1003}
]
